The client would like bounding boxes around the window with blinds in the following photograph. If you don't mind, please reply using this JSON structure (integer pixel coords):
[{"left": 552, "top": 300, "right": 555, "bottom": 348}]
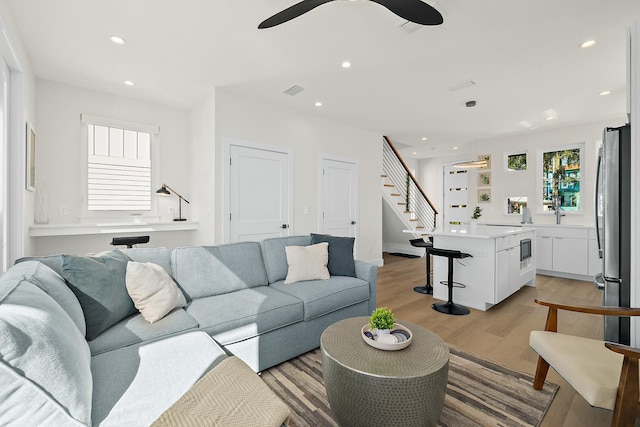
[{"left": 87, "top": 123, "right": 152, "bottom": 211}]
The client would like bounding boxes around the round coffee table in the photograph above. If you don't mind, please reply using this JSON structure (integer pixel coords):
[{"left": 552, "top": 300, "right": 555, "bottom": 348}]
[{"left": 320, "top": 317, "right": 449, "bottom": 427}]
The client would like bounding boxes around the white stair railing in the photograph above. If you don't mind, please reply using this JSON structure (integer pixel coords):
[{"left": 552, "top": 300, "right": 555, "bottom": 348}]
[{"left": 383, "top": 136, "right": 438, "bottom": 232}]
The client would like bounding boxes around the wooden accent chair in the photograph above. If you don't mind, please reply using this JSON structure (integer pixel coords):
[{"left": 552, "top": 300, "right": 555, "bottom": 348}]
[{"left": 529, "top": 299, "right": 640, "bottom": 427}]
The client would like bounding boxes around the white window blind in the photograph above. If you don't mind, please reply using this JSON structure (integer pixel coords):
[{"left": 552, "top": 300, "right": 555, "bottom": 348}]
[{"left": 87, "top": 123, "right": 152, "bottom": 211}]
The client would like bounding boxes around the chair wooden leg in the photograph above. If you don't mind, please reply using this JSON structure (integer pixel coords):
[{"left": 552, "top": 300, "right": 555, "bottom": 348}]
[
  {"left": 533, "top": 356, "right": 550, "bottom": 390},
  {"left": 611, "top": 356, "right": 640, "bottom": 427}
]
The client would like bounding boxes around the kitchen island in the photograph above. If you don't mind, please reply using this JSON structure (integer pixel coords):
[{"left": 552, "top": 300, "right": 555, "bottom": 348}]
[{"left": 431, "top": 225, "right": 536, "bottom": 311}]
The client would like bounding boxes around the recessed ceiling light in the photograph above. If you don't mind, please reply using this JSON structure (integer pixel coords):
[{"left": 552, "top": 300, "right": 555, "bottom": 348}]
[
  {"left": 421, "top": 137, "right": 428, "bottom": 141},
  {"left": 580, "top": 40, "right": 596, "bottom": 48},
  {"left": 110, "top": 35, "right": 126, "bottom": 45},
  {"left": 453, "top": 146, "right": 459, "bottom": 150},
  {"left": 315, "top": 101, "right": 322, "bottom": 107},
  {"left": 412, "top": 152, "right": 417, "bottom": 155},
  {"left": 341, "top": 61, "right": 351, "bottom": 69},
  {"left": 124, "top": 80, "right": 134, "bottom": 86},
  {"left": 545, "top": 116, "right": 556, "bottom": 121},
  {"left": 600, "top": 91, "right": 611, "bottom": 96}
]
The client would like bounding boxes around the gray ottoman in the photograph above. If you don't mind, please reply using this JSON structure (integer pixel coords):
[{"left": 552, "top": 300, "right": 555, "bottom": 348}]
[{"left": 321, "top": 317, "right": 449, "bottom": 427}]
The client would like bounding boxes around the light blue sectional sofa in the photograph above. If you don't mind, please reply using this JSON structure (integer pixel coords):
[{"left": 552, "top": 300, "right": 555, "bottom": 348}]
[{"left": 0, "top": 235, "right": 378, "bottom": 426}]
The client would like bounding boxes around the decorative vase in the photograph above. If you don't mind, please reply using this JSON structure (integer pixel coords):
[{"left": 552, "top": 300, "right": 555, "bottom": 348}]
[{"left": 375, "top": 328, "right": 391, "bottom": 336}]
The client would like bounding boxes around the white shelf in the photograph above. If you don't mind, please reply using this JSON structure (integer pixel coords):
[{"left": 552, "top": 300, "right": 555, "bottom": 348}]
[{"left": 29, "top": 221, "right": 199, "bottom": 237}]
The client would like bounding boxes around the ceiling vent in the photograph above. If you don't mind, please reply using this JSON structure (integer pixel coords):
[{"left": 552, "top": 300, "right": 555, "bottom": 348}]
[
  {"left": 283, "top": 85, "right": 304, "bottom": 96},
  {"left": 447, "top": 79, "right": 478, "bottom": 92},
  {"left": 398, "top": 21, "right": 423, "bottom": 34}
]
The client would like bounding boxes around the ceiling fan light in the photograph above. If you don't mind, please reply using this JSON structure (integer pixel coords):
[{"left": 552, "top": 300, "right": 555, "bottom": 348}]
[{"left": 452, "top": 160, "right": 488, "bottom": 168}]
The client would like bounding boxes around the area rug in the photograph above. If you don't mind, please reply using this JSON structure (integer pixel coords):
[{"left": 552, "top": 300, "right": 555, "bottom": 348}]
[{"left": 261, "top": 347, "right": 558, "bottom": 427}]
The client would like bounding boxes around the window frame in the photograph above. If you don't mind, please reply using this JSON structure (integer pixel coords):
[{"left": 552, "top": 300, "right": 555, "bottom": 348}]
[
  {"left": 80, "top": 114, "right": 161, "bottom": 221},
  {"left": 536, "top": 143, "right": 584, "bottom": 214}
]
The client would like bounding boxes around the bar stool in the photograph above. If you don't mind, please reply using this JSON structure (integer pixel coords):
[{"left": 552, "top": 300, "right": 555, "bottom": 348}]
[
  {"left": 410, "top": 237, "right": 433, "bottom": 295},
  {"left": 430, "top": 247, "right": 472, "bottom": 315}
]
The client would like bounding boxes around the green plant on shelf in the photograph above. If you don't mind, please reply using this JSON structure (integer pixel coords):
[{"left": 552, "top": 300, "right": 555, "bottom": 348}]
[
  {"left": 480, "top": 193, "right": 490, "bottom": 202},
  {"left": 472, "top": 206, "right": 482, "bottom": 219},
  {"left": 370, "top": 307, "right": 396, "bottom": 331}
]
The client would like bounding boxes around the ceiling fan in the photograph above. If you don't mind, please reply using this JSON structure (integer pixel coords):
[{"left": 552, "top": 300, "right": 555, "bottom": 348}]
[{"left": 258, "top": 0, "right": 444, "bottom": 29}]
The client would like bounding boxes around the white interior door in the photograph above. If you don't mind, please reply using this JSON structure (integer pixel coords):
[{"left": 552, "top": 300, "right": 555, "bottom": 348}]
[
  {"left": 443, "top": 164, "right": 469, "bottom": 226},
  {"left": 229, "top": 144, "right": 291, "bottom": 242},
  {"left": 321, "top": 158, "right": 357, "bottom": 237}
]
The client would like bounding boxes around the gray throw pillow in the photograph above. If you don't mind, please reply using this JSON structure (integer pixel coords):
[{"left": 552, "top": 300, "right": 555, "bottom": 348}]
[
  {"left": 61, "top": 250, "right": 135, "bottom": 340},
  {"left": 310, "top": 233, "right": 356, "bottom": 277}
]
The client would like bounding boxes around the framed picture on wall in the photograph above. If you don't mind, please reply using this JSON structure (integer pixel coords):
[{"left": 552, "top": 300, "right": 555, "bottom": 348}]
[
  {"left": 477, "top": 154, "right": 491, "bottom": 169},
  {"left": 478, "top": 189, "right": 491, "bottom": 203},
  {"left": 478, "top": 171, "right": 491, "bottom": 187},
  {"left": 26, "top": 123, "right": 36, "bottom": 192}
]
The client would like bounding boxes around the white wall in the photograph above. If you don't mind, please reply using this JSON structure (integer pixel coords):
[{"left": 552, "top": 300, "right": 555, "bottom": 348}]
[
  {"left": 188, "top": 90, "right": 216, "bottom": 245},
  {"left": 0, "top": 1, "right": 37, "bottom": 265},
  {"left": 31, "top": 80, "right": 196, "bottom": 255},
  {"left": 417, "top": 120, "right": 622, "bottom": 228},
  {"left": 214, "top": 89, "right": 383, "bottom": 264}
]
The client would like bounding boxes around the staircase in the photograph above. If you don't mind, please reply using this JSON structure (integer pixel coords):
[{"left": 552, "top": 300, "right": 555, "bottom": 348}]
[{"left": 382, "top": 136, "right": 438, "bottom": 238}]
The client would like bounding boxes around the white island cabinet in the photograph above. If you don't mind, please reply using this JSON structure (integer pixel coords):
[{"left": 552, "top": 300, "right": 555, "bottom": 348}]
[{"left": 431, "top": 225, "right": 536, "bottom": 311}]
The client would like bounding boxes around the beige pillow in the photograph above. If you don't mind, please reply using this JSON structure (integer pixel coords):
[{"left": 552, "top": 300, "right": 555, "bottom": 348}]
[
  {"left": 125, "top": 262, "right": 187, "bottom": 323},
  {"left": 284, "top": 242, "right": 330, "bottom": 284}
]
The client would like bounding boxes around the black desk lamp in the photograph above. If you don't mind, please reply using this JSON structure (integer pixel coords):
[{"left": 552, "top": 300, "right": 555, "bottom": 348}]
[{"left": 156, "top": 183, "right": 189, "bottom": 221}]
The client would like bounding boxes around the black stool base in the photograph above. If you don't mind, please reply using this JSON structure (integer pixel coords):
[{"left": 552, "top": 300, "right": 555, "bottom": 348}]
[
  {"left": 432, "top": 301, "right": 470, "bottom": 315},
  {"left": 413, "top": 285, "right": 433, "bottom": 295}
]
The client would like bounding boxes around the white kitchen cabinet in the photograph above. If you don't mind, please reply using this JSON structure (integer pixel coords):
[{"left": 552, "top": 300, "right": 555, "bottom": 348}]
[
  {"left": 536, "top": 236, "right": 553, "bottom": 270},
  {"left": 552, "top": 237, "right": 588, "bottom": 275},
  {"left": 432, "top": 225, "right": 535, "bottom": 311},
  {"left": 495, "top": 248, "right": 510, "bottom": 302},
  {"left": 535, "top": 226, "right": 590, "bottom": 278}
]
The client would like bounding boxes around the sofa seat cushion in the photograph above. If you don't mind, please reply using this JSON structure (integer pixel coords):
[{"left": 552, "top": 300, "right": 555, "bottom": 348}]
[
  {"left": 271, "top": 276, "right": 370, "bottom": 321},
  {"left": 0, "top": 279, "right": 92, "bottom": 426},
  {"left": 91, "top": 330, "right": 227, "bottom": 427},
  {"left": 186, "top": 286, "right": 303, "bottom": 345},
  {"left": 89, "top": 308, "right": 199, "bottom": 356},
  {"left": 172, "top": 243, "right": 269, "bottom": 299}
]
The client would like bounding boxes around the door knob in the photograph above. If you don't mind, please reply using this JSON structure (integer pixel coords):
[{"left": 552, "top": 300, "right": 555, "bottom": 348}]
[
  {"left": 351, "top": 221, "right": 357, "bottom": 225},
  {"left": 281, "top": 224, "right": 289, "bottom": 229}
]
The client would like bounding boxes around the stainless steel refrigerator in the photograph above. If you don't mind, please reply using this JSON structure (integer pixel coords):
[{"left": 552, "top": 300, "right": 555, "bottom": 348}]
[{"left": 595, "top": 124, "right": 631, "bottom": 344}]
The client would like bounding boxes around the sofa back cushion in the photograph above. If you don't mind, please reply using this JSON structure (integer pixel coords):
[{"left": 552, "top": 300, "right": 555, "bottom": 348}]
[
  {"left": 124, "top": 247, "right": 172, "bottom": 275},
  {"left": 4, "top": 260, "right": 86, "bottom": 335},
  {"left": 172, "top": 242, "right": 269, "bottom": 299},
  {"left": 0, "top": 279, "right": 92, "bottom": 426},
  {"left": 260, "top": 235, "right": 311, "bottom": 284}
]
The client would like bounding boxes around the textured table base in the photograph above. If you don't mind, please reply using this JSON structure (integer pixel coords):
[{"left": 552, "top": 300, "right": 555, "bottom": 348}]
[{"left": 321, "top": 317, "right": 449, "bottom": 427}]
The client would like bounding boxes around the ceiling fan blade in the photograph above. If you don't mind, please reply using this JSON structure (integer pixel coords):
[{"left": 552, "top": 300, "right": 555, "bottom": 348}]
[
  {"left": 369, "top": 0, "right": 443, "bottom": 25},
  {"left": 258, "top": 0, "right": 334, "bottom": 29}
]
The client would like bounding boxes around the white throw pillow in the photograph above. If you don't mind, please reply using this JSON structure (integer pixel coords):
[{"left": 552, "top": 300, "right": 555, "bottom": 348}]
[
  {"left": 126, "top": 262, "right": 187, "bottom": 323},
  {"left": 284, "top": 242, "right": 330, "bottom": 284}
]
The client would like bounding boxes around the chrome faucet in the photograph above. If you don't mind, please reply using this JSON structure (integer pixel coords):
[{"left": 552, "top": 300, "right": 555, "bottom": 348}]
[{"left": 552, "top": 195, "right": 565, "bottom": 224}]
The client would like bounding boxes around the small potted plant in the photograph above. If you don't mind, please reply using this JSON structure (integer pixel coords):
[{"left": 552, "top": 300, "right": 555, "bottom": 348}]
[
  {"left": 370, "top": 307, "right": 395, "bottom": 335},
  {"left": 470, "top": 206, "right": 482, "bottom": 229},
  {"left": 472, "top": 206, "right": 482, "bottom": 220}
]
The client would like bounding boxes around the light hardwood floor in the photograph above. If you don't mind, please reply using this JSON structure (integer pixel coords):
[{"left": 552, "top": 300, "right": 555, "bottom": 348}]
[{"left": 376, "top": 252, "right": 612, "bottom": 426}]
